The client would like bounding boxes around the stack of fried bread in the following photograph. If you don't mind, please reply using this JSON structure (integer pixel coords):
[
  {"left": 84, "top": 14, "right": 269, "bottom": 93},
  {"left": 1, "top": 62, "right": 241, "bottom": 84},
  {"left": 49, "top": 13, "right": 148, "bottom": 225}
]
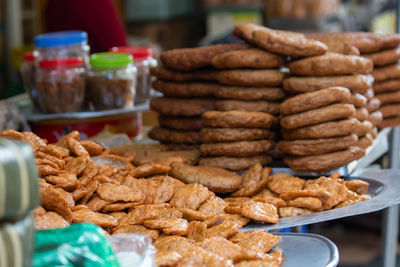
[
  {"left": 276, "top": 32, "right": 375, "bottom": 172},
  {"left": 197, "top": 30, "right": 287, "bottom": 171},
  {"left": 308, "top": 32, "right": 380, "bottom": 147},
  {"left": 350, "top": 32, "right": 400, "bottom": 129},
  {"left": 149, "top": 43, "right": 251, "bottom": 150}
]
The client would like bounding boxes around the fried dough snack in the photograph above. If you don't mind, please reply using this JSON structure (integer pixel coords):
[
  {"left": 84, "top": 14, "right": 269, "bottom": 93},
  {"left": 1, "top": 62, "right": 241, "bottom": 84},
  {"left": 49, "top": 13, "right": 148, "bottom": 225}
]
[
  {"left": 213, "top": 86, "right": 286, "bottom": 101},
  {"left": 148, "top": 127, "right": 202, "bottom": 144},
  {"left": 160, "top": 43, "right": 250, "bottom": 71},
  {"left": 216, "top": 100, "right": 280, "bottom": 115},
  {"left": 200, "top": 140, "right": 275, "bottom": 157},
  {"left": 277, "top": 134, "right": 358, "bottom": 156},
  {"left": 3, "top": 129, "right": 372, "bottom": 266},
  {"left": 351, "top": 93, "right": 368, "bottom": 108},
  {"left": 284, "top": 146, "right": 365, "bottom": 172},
  {"left": 217, "top": 69, "right": 285, "bottom": 87},
  {"left": 283, "top": 74, "right": 373, "bottom": 94},
  {"left": 378, "top": 116, "right": 400, "bottom": 129},
  {"left": 150, "top": 66, "right": 219, "bottom": 82},
  {"left": 375, "top": 90, "right": 400, "bottom": 105},
  {"left": 152, "top": 80, "right": 216, "bottom": 97},
  {"left": 280, "top": 103, "right": 356, "bottom": 130},
  {"left": 288, "top": 52, "right": 373, "bottom": 76},
  {"left": 349, "top": 32, "right": 400, "bottom": 53},
  {"left": 199, "top": 155, "right": 272, "bottom": 171},
  {"left": 280, "top": 87, "right": 352, "bottom": 115},
  {"left": 366, "top": 98, "right": 380, "bottom": 113},
  {"left": 170, "top": 162, "right": 242, "bottom": 193},
  {"left": 380, "top": 105, "right": 400, "bottom": 118},
  {"left": 372, "top": 64, "right": 400, "bottom": 82},
  {"left": 307, "top": 32, "right": 360, "bottom": 55},
  {"left": 201, "top": 128, "right": 276, "bottom": 143},
  {"left": 374, "top": 79, "right": 400, "bottom": 94},
  {"left": 150, "top": 97, "right": 215, "bottom": 117},
  {"left": 212, "top": 48, "right": 284, "bottom": 69},
  {"left": 158, "top": 115, "right": 203, "bottom": 131},
  {"left": 203, "top": 111, "right": 277, "bottom": 129},
  {"left": 363, "top": 47, "right": 400, "bottom": 67},
  {"left": 233, "top": 23, "right": 327, "bottom": 57}
]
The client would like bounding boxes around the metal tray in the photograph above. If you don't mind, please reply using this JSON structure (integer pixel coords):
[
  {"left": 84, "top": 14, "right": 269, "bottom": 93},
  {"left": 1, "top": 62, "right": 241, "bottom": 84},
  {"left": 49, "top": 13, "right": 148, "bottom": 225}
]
[
  {"left": 274, "top": 233, "right": 339, "bottom": 267},
  {"left": 244, "top": 169, "right": 400, "bottom": 231}
]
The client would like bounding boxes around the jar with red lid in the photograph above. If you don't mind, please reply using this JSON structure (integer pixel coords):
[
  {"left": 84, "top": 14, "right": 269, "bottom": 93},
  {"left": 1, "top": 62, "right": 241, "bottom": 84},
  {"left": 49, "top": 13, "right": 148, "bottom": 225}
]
[
  {"left": 21, "top": 51, "right": 40, "bottom": 109},
  {"left": 36, "top": 58, "right": 85, "bottom": 113},
  {"left": 110, "top": 46, "right": 157, "bottom": 104}
]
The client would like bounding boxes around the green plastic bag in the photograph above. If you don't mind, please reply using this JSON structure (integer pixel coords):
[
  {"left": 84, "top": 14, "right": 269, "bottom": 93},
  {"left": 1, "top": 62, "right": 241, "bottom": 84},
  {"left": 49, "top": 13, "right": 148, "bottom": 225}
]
[{"left": 33, "top": 223, "right": 120, "bottom": 267}]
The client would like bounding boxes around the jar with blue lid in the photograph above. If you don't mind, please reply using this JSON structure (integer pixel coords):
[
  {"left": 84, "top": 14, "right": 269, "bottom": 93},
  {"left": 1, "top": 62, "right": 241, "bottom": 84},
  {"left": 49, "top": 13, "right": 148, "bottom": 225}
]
[{"left": 34, "top": 31, "right": 90, "bottom": 64}]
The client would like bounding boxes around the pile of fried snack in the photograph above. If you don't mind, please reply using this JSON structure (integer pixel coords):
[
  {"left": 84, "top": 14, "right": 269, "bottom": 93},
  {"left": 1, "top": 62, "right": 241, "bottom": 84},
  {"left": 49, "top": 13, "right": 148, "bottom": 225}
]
[
  {"left": 0, "top": 129, "right": 372, "bottom": 266},
  {"left": 149, "top": 23, "right": 400, "bottom": 172}
]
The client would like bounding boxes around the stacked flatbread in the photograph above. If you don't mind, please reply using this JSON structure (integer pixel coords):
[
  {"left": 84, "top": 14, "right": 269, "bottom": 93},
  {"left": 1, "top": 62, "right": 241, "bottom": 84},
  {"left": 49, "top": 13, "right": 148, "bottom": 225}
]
[
  {"left": 350, "top": 32, "right": 400, "bottom": 129},
  {"left": 149, "top": 43, "right": 251, "bottom": 150},
  {"left": 275, "top": 32, "right": 375, "bottom": 172}
]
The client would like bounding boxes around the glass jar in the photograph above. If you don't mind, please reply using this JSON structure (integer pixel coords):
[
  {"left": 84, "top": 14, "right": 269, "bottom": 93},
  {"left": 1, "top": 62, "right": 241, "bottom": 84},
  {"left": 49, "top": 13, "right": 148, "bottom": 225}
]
[
  {"left": 34, "top": 31, "right": 90, "bottom": 65},
  {"left": 21, "top": 51, "right": 40, "bottom": 109},
  {"left": 87, "top": 52, "right": 136, "bottom": 110},
  {"left": 36, "top": 58, "right": 85, "bottom": 113},
  {"left": 110, "top": 46, "right": 157, "bottom": 104}
]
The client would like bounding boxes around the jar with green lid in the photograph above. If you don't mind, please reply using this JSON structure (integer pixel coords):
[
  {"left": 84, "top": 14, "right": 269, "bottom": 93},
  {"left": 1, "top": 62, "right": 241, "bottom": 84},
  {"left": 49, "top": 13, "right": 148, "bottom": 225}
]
[{"left": 87, "top": 52, "right": 136, "bottom": 110}]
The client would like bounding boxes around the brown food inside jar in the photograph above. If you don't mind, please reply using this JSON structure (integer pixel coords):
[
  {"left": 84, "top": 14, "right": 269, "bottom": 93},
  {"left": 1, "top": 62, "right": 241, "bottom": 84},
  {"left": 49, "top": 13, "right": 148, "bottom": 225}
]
[
  {"left": 135, "top": 64, "right": 151, "bottom": 104},
  {"left": 87, "top": 77, "right": 134, "bottom": 110},
  {"left": 36, "top": 77, "right": 85, "bottom": 113}
]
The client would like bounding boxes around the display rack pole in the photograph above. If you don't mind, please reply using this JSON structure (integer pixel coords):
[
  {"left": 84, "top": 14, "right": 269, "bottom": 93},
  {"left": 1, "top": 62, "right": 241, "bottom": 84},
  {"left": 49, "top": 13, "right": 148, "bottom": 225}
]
[{"left": 383, "top": 127, "right": 400, "bottom": 267}]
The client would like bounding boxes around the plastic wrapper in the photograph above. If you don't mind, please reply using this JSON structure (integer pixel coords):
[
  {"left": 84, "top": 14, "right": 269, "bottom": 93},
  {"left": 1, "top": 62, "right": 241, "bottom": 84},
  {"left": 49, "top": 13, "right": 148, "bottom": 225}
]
[
  {"left": 33, "top": 223, "right": 120, "bottom": 267},
  {"left": 0, "top": 138, "right": 39, "bottom": 221},
  {"left": 108, "top": 233, "right": 156, "bottom": 267},
  {"left": 0, "top": 215, "right": 35, "bottom": 267}
]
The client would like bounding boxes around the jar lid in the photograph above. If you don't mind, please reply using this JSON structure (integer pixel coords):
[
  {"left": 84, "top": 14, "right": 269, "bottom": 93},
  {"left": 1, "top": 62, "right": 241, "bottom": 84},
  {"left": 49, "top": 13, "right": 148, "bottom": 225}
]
[
  {"left": 90, "top": 52, "right": 133, "bottom": 68},
  {"left": 24, "top": 51, "right": 37, "bottom": 62},
  {"left": 110, "top": 46, "right": 153, "bottom": 59},
  {"left": 39, "top": 58, "right": 84, "bottom": 68},
  {"left": 34, "top": 31, "right": 88, "bottom": 47}
]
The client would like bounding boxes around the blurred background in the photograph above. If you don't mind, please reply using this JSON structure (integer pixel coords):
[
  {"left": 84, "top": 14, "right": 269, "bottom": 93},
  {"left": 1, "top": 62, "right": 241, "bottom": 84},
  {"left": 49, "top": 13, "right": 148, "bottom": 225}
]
[{"left": 0, "top": 0, "right": 398, "bottom": 99}]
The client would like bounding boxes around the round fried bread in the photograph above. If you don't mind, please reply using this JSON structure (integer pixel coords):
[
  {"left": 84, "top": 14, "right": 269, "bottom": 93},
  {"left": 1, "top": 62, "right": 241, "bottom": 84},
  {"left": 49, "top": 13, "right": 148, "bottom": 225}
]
[
  {"left": 215, "top": 100, "right": 280, "bottom": 115},
  {"left": 356, "top": 134, "right": 373, "bottom": 149},
  {"left": 170, "top": 162, "right": 242, "bottom": 193},
  {"left": 354, "top": 107, "right": 369, "bottom": 121},
  {"left": 277, "top": 134, "right": 358, "bottom": 156},
  {"left": 373, "top": 79, "right": 400, "bottom": 94},
  {"left": 372, "top": 64, "right": 400, "bottom": 82},
  {"left": 212, "top": 48, "right": 284, "bottom": 69},
  {"left": 201, "top": 128, "right": 276, "bottom": 143},
  {"left": 351, "top": 93, "right": 368, "bottom": 108},
  {"left": 158, "top": 115, "right": 203, "bottom": 131},
  {"left": 199, "top": 155, "right": 272, "bottom": 171},
  {"left": 217, "top": 69, "right": 285, "bottom": 87},
  {"left": 153, "top": 80, "right": 215, "bottom": 97},
  {"left": 280, "top": 87, "right": 352, "bottom": 115},
  {"left": 202, "top": 111, "right": 277, "bottom": 129},
  {"left": 366, "top": 98, "right": 380, "bottom": 112},
  {"left": 375, "top": 90, "right": 400, "bottom": 105},
  {"left": 284, "top": 146, "right": 365, "bottom": 172},
  {"left": 363, "top": 47, "right": 400, "bottom": 67},
  {"left": 148, "top": 127, "right": 202, "bottom": 144},
  {"left": 160, "top": 43, "right": 250, "bottom": 71},
  {"left": 213, "top": 86, "right": 285, "bottom": 101},
  {"left": 150, "top": 66, "right": 218, "bottom": 82},
  {"left": 349, "top": 32, "right": 400, "bottom": 53},
  {"left": 288, "top": 52, "right": 373, "bottom": 76},
  {"left": 281, "top": 118, "right": 371, "bottom": 140},
  {"left": 368, "top": 111, "right": 383, "bottom": 126},
  {"left": 380, "top": 105, "right": 400, "bottom": 118},
  {"left": 150, "top": 98, "right": 215, "bottom": 117},
  {"left": 378, "top": 116, "right": 400, "bottom": 129},
  {"left": 306, "top": 32, "right": 360, "bottom": 55},
  {"left": 280, "top": 103, "right": 356, "bottom": 130},
  {"left": 363, "top": 88, "right": 375, "bottom": 100},
  {"left": 283, "top": 74, "right": 373, "bottom": 94},
  {"left": 200, "top": 140, "right": 274, "bottom": 157}
]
